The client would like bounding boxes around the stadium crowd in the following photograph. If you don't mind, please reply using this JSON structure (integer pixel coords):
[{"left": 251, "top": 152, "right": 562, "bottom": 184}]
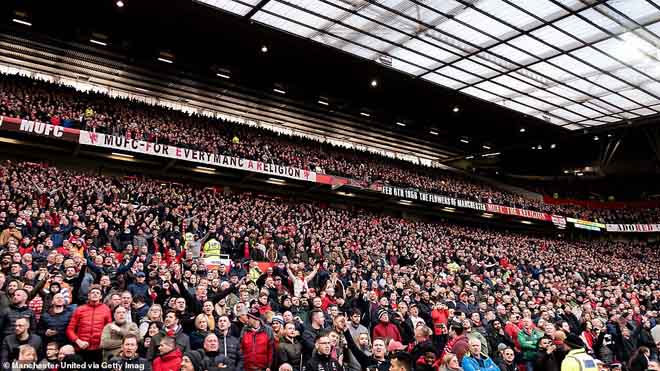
[
  {"left": 1, "top": 74, "right": 659, "bottom": 224},
  {"left": 0, "top": 160, "right": 658, "bottom": 371}
]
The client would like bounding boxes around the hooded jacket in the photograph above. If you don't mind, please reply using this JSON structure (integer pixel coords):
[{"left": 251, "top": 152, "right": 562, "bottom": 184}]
[{"left": 240, "top": 324, "right": 275, "bottom": 371}]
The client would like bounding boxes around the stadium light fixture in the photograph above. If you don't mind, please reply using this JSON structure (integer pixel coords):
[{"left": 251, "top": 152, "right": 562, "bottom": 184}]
[
  {"left": 443, "top": 207, "right": 456, "bottom": 212},
  {"left": 261, "top": 45, "right": 268, "bottom": 53},
  {"left": 482, "top": 145, "right": 491, "bottom": 150},
  {"left": 216, "top": 73, "right": 230, "bottom": 79},
  {"left": 370, "top": 79, "right": 378, "bottom": 87},
  {"left": 482, "top": 213, "right": 494, "bottom": 218},
  {"left": 577, "top": 172, "right": 584, "bottom": 176},
  {"left": 607, "top": 134, "right": 613, "bottom": 138},
  {"left": 399, "top": 200, "right": 413, "bottom": 205},
  {"left": 195, "top": 166, "right": 216, "bottom": 171},
  {"left": 460, "top": 139, "right": 469, "bottom": 144},
  {"left": 318, "top": 100, "right": 328, "bottom": 106},
  {"left": 521, "top": 220, "right": 532, "bottom": 225},
  {"left": 116, "top": 0, "right": 125, "bottom": 7},
  {"left": 90, "top": 39, "right": 107, "bottom": 46},
  {"left": 482, "top": 152, "right": 500, "bottom": 157},
  {"left": 452, "top": 106, "right": 460, "bottom": 113},
  {"left": 12, "top": 19, "right": 32, "bottom": 27},
  {"left": 360, "top": 112, "right": 371, "bottom": 117},
  {"left": 273, "top": 88, "right": 286, "bottom": 94},
  {"left": 594, "top": 136, "right": 599, "bottom": 141},
  {"left": 429, "top": 130, "right": 438, "bottom": 135},
  {"left": 520, "top": 128, "right": 526, "bottom": 133},
  {"left": 465, "top": 156, "right": 474, "bottom": 160},
  {"left": 550, "top": 144, "right": 556, "bottom": 149},
  {"left": 396, "top": 122, "right": 406, "bottom": 127},
  {"left": 111, "top": 152, "right": 134, "bottom": 158},
  {"left": 157, "top": 57, "right": 173, "bottom": 64}
]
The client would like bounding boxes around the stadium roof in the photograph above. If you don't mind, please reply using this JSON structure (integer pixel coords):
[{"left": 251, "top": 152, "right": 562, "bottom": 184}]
[{"left": 198, "top": 0, "right": 660, "bottom": 130}]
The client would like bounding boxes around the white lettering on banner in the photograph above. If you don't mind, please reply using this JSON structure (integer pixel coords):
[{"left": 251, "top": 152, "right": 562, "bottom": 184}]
[
  {"left": 19, "top": 119, "right": 63, "bottom": 137},
  {"left": 382, "top": 185, "right": 486, "bottom": 211},
  {"left": 80, "top": 131, "right": 317, "bottom": 182},
  {"left": 486, "top": 204, "right": 551, "bottom": 221},
  {"left": 605, "top": 224, "right": 660, "bottom": 233}
]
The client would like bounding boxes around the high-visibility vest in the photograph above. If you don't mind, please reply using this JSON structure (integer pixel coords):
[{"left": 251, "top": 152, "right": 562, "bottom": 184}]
[
  {"left": 561, "top": 349, "right": 599, "bottom": 371},
  {"left": 203, "top": 239, "right": 222, "bottom": 257}
]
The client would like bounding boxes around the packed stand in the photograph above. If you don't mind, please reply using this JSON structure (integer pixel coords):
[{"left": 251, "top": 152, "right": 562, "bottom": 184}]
[
  {"left": 0, "top": 74, "right": 658, "bottom": 224},
  {"left": 0, "top": 160, "right": 658, "bottom": 370}
]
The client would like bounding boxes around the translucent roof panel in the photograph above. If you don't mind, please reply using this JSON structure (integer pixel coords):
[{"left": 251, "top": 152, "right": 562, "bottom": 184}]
[{"left": 202, "top": 0, "right": 660, "bottom": 129}]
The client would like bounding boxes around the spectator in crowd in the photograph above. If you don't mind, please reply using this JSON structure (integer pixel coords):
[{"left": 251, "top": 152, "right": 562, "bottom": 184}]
[
  {"left": 100, "top": 304, "right": 141, "bottom": 360},
  {"left": 461, "top": 338, "right": 499, "bottom": 371},
  {"left": 1, "top": 317, "right": 42, "bottom": 365},
  {"left": 241, "top": 309, "right": 275, "bottom": 371},
  {"left": 560, "top": 335, "right": 597, "bottom": 371},
  {"left": 519, "top": 318, "right": 544, "bottom": 371},
  {"left": 152, "top": 336, "right": 182, "bottom": 371},
  {"left": 108, "top": 334, "right": 151, "bottom": 370},
  {"left": 496, "top": 347, "right": 518, "bottom": 371},
  {"left": 147, "top": 310, "right": 191, "bottom": 360},
  {"left": 306, "top": 333, "right": 344, "bottom": 371},
  {"left": 66, "top": 284, "right": 112, "bottom": 362}
]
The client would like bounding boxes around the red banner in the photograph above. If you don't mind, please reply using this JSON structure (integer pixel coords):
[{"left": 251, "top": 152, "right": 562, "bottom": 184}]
[{"left": 486, "top": 204, "right": 553, "bottom": 222}]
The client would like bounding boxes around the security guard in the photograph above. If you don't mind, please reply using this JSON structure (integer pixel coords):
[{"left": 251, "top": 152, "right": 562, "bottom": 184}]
[{"left": 561, "top": 334, "right": 599, "bottom": 371}]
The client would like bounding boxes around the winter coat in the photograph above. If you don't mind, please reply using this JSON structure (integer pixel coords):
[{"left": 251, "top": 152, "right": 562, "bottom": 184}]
[
  {"left": 240, "top": 324, "right": 275, "bottom": 371},
  {"left": 152, "top": 348, "right": 182, "bottom": 371},
  {"left": 38, "top": 305, "right": 75, "bottom": 346},
  {"left": 100, "top": 320, "right": 141, "bottom": 361},
  {"left": 66, "top": 302, "right": 112, "bottom": 351},
  {"left": 461, "top": 353, "right": 500, "bottom": 371},
  {"left": 218, "top": 332, "right": 244, "bottom": 371},
  {"left": 372, "top": 322, "right": 401, "bottom": 342},
  {"left": 518, "top": 328, "right": 544, "bottom": 361},
  {"left": 278, "top": 337, "right": 304, "bottom": 371}
]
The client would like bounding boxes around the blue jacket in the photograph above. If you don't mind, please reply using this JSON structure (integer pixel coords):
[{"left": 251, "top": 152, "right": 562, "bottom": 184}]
[
  {"left": 38, "top": 305, "right": 76, "bottom": 345},
  {"left": 462, "top": 354, "right": 500, "bottom": 371}
]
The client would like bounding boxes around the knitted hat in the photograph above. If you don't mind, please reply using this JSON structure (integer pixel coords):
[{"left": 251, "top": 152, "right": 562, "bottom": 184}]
[
  {"left": 378, "top": 309, "right": 388, "bottom": 320},
  {"left": 184, "top": 350, "right": 204, "bottom": 370},
  {"left": 272, "top": 315, "right": 285, "bottom": 325}
]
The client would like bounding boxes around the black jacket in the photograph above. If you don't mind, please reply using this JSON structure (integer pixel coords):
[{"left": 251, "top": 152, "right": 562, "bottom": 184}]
[
  {"left": 217, "top": 332, "right": 244, "bottom": 371},
  {"left": 533, "top": 350, "right": 559, "bottom": 371},
  {"left": 278, "top": 337, "right": 304, "bottom": 371},
  {"left": 1, "top": 333, "right": 42, "bottom": 365},
  {"left": 304, "top": 352, "right": 344, "bottom": 371}
]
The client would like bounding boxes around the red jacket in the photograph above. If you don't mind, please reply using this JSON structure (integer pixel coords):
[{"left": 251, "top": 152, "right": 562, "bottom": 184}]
[
  {"left": 372, "top": 322, "right": 402, "bottom": 342},
  {"left": 152, "top": 348, "right": 182, "bottom": 371},
  {"left": 66, "top": 302, "right": 112, "bottom": 350},
  {"left": 240, "top": 325, "right": 275, "bottom": 370}
]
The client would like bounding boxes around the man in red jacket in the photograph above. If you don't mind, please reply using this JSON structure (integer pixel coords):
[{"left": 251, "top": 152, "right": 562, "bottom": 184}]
[
  {"left": 372, "top": 309, "right": 402, "bottom": 343},
  {"left": 240, "top": 308, "right": 275, "bottom": 371},
  {"left": 65, "top": 284, "right": 112, "bottom": 363},
  {"left": 152, "top": 336, "right": 182, "bottom": 371}
]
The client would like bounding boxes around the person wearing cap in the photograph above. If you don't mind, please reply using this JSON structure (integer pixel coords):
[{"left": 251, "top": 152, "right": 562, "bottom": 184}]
[
  {"left": 241, "top": 307, "right": 275, "bottom": 371},
  {"left": 561, "top": 334, "right": 598, "bottom": 371},
  {"left": 128, "top": 271, "right": 149, "bottom": 303},
  {"left": 65, "top": 284, "right": 112, "bottom": 363},
  {"left": 108, "top": 334, "right": 151, "bottom": 371},
  {"left": 181, "top": 350, "right": 204, "bottom": 371},
  {"left": 460, "top": 338, "right": 499, "bottom": 371},
  {"left": 372, "top": 309, "right": 402, "bottom": 343}
]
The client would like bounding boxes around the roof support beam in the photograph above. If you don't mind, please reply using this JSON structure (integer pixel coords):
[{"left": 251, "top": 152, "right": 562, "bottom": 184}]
[{"left": 246, "top": 0, "right": 272, "bottom": 19}]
